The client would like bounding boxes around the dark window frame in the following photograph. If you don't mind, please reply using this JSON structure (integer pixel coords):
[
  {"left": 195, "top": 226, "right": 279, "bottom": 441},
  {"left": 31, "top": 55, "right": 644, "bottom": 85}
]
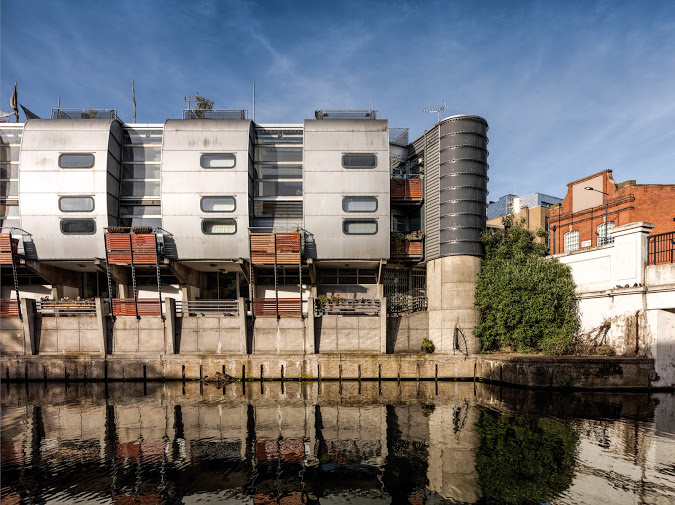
[
  {"left": 58, "top": 196, "right": 95, "bottom": 213},
  {"left": 342, "top": 196, "right": 378, "bottom": 213},
  {"left": 202, "top": 218, "right": 237, "bottom": 235},
  {"left": 342, "top": 219, "right": 378, "bottom": 235},
  {"left": 60, "top": 218, "right": 97, "bottom": 235},
  {"left": 342, "top": 153, "right": 377, "bottom": 169},
  {"left": 200, "top": 153, "right": 236, "bottom": 169},
  {"left": 200, "top": 196, "right": 236, "bottom": 213}
]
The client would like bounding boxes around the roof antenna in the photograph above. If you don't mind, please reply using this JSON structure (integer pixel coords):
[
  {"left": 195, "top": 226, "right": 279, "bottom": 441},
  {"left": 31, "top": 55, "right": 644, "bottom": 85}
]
[
  {"left": 422, "top": 99, "right": 448, "bottom": 124},
  {"left": 132, "top": 80, "right": 136, "bottom": 123},
  {"left": 253, "top": 81, "right": 255, "bottom": 122}
]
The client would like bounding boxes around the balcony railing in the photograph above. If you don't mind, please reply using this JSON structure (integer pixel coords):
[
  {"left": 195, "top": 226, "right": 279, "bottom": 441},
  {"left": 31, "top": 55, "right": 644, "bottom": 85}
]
[
  {"left": 391, "top": 237, "right": 424, "bottom": 258},
  {"left": 314, "top": 110, "right": 378, "bottom": 120},
  {"left": 36, "top": 300, "right": 96, "bottom": 316},
  {"left": 314, "top": 298, "right": 380, "bottom": 316},
  {"left": 390, "top": 178, "right": 423, "bottom": 200},
  {"left": 105, "top": 231, "right": 158, "bottom": 265},
  {"left": 648, "top": 231, "right": 675, "bottom": 265},
  {"left": 176, "top": 300, "right": 239, "bottom": 316},
  {"left": 253, "top": 298, "right": 302, "bottom": 317},
  {"left": 182, "top": 109, "right": 247, "bottom": 120},
  {"left": 51, "top": 108, "right": 117, "bottom": 120},
  {"left": 250, "top": 232, "right": 302, "bottom": 265},
  {"left": 387, "top": 290, "right": 427, "bottom": 315},
  {"left": 112, "top": 298, "right": 162, "bottom": 317}
]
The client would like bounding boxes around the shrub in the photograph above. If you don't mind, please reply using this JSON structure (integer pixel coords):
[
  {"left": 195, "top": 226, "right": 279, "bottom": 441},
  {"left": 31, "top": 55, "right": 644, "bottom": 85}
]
[
  {"left": 475, "top": 216, "right": 579, "bottom": 354},
  {"left": 421, "top": 337, "right": 435, "bottom": 353}
]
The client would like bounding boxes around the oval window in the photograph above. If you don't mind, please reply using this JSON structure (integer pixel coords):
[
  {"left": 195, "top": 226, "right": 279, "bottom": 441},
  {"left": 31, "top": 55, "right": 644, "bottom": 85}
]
[
  {"left": 201, "top": 196, "right": 236, "bottom": 212},
  {"left": 59, "top": 196, "right": 95, "bottom": 212},
  {"left": 200, "top": 153, "right": 236, "bottom": 168},
  {"left": 342, "top": 153, "right": 377, "bottom": 169},
  {"left": 202, "top": 219, "right": 237, "bottom": 235},
  {"left": 60, "top": 218, "right": 96, "bottom": 235},
  {"left": 343, "top": 219, "right": 378, "bottom": 235},
  {"left": 342, "top": 196, "right": 378, "bottom": 212},
  {"left": 58, "top": 153, "right": 95, "bottom": 168}
]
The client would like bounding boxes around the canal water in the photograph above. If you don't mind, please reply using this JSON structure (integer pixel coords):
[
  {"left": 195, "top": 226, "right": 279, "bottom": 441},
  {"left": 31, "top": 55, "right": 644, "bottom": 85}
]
[{"left": 1, "top": 381, "right": 674, "bottom": 505}]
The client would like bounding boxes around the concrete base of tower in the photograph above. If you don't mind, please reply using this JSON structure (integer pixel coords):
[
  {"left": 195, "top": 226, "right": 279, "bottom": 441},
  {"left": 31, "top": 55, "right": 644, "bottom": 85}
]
[{"left": 426, "top": 255, "right": 482, "bottom": 354}]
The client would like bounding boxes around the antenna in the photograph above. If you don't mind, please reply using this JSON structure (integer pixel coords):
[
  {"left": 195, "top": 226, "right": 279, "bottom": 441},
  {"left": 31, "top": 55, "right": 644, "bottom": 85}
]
[
  {"left": 422, "top": 99, "right": 448, "bottom": 123},
  {"left": 184, "top": 95, "right": 195, "bottom": 110}
]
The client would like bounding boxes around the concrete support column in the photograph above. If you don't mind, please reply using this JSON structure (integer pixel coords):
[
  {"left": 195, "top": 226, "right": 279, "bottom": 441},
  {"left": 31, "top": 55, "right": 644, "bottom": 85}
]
[
  {"left": 610, "top": 221, "right": 654, "bottom": 287},
  {"left": 427, "top": 256, "right": 482, "bottom": 354},
  {"left": 20, "top": 298, "right": 36, "bottom": 355},
  {"left": 94, "top": 298, "right": 107, "bottom": 356},
  {"left": 117, "top": 284, "right": 132, "bottom": 298},
  {"left": 380, "top": 297, "right": 387, "bottom": 354},
  {"left": 165, "top": 297, "right": 176, "bottom": 354},
  {"left": 237, "top": 297, "right": 247, "bottom": 354},
  {"left": 306, "top": 296, "right": 315, "bottom": 354},
  {"left": 181, "top": 285, "right": 200, "bottom": 302}
]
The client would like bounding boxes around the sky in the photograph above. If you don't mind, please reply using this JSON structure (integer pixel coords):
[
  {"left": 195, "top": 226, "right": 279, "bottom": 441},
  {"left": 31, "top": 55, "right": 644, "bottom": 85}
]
[{"left": 2, "top": 0, "right": 675, "bottom": 200}]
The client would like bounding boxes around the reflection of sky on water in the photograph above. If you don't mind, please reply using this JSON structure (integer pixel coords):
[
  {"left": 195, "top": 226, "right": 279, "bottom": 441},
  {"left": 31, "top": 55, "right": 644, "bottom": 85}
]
[{"left": 1, "top": 381, "right": 674, "bottom": 504}]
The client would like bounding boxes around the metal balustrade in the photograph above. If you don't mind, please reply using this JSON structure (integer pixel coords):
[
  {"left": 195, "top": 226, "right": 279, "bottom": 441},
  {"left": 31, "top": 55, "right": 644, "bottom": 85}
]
[
  {"left": 314, "top": 298, "right": 380, "bottom": 316},
  {"left": 176, "top": 300, "right": 239, "bottom": 316},
  {"left": 387, "top": 290, "right": 428, "bottom": 315},
  {"left": 36, "top": 301, "right": 96, "bottom": 316},
  {"left": 648, "top": 231, "right": 675, "bottom": 265}
]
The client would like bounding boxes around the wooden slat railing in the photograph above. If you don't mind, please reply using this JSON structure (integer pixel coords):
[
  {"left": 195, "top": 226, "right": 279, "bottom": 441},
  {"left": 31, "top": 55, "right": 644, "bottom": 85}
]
[
  {"left": 391, "top": 239, "right": 424, "bottom": 257},
  {"left": 0, "top": 299, "right": 20, "bottom": 317},
  {"left": 253, "top": 298, "right": 302, "bottom": 317},
  {"left": 0, "top": 234, "right": 18, "bottom": 265},
  {"left": 105, "top": 233, "right": 157, "bottom": 265},
  {"left": 390, "top": 179, "right": 423, "bottom": 200},
  {"left": 250, "top": 232, "right": 301, "bottom": 265},
  {"left": 36, "top": 301, "right": 96, "bottom": 316},
  {"left": 112, "top": 298, "right": 162, "bottom": 317}
]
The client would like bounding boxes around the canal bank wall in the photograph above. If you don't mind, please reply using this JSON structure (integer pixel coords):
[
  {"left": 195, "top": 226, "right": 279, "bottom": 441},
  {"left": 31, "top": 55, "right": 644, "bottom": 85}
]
[{"left": 0, "top": 354, "right": 658, "bottom": 389}]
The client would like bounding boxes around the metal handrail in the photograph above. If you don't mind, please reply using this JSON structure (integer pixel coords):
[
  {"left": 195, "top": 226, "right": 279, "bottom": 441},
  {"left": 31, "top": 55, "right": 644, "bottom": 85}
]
[
  {"left": 51, "top": 108, "right": 117, "bottom": 120},
  {"left": 36, "top": 301, "right": 96, "bottom": 316},
  {"left": 182, "top": 109, "right": 247, "bottom": 120},
  {"left": 315, "top": 298, "right": 380, "bottom": 316},
  {"left": 648, "top": 231, "right": 675, "bottom": 265},
  {"left": 387, "top": 290, "right": 427, "bottom": 315},
  {"left": 176, "top": 299, "right": 239, "bottom": 316}
]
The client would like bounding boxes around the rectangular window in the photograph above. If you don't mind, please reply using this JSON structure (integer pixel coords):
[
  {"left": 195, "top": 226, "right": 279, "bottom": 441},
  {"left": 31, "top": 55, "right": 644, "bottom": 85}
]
[
  {"left": 121, "top": 180, "right": 160, "bottom": 197},
  {"left": 343, "top": 219, "right": 377, "bottom": 235},
  {"left": 564, "top": 230, "right": 579, "bottom": 252},
  {"left": 0, "top": 163, "right": 18, "bottom": 179},
  {"left": 254, "top": 165, "right": 302, "bottom": 179},
  {"left": 59, "top": 153, "right": 94, "bottom": 168},
  {"left": 342, "top": 153, "right": 377, "bottom": 169},
  {"left": 59, "top": 196, "right": 95, "bottom": 212},
  {"left": 201, "top": 196, "right": 236, "bottom": 212},
  {"left": 122, "top": 129, "right": 163, "bottom": 145},
  {"left": 254, "top": 147, "right": 303, "bottom": 163},
  {"left": 255, "top": 129, "right": 303, "bottom": 144},
  {"left": 0, "top": 146, "right": 19, "bottom": 162},
  {"left": 120, "top": 205, "right": 161, "bottom": 216},
  {"left": 60, "top": 218, "right": 96, "bottom": 235},
  {"left": 201, "top": 153, "right": 236, "bottom": 168},
  {"left": 122, "top": 164, "right": 160, "bottom": 179},
  {"left": 343, "top": 196, "right": 378, "bottom": 212},
  {"left": 254, "top": 180, "right": 303, "bottom": 197},
  {"left": 122, "top": 146, "right": 161, "bottom": 162},
  {"left": 597, "top": 221, "right": 615, "bottom": 245},
  {"left": 202, "top": 218, "right": 236, "bottom": 235}
]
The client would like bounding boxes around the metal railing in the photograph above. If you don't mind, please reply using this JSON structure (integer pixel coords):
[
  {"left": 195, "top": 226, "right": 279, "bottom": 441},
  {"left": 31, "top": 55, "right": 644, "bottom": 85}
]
[
  {"left": 315, "top": 298, "right": 380, "bottom": 316},
  {"left": 176, "top": 300, "right": 239, "bottom": 316},
  {"left": 51, "top": 108, "right": 117, "bottom": 120},
  {"left": 36, "top": 301, "right": 96, "bottom": 316},
  {"left": 387, "top": 290, "right": 427, "bottom": 315},
  {"left": 389, "top": 128, "right": 409, "bottom": 146},
  {"left": 648, "top": 231, "right": 675, "bottom": 265},
  {"left": 314, "top": 110, "right": 378, "bottom": 120},
  {"left": 182, "top": 109, "right": 247, "bottom": 120}
]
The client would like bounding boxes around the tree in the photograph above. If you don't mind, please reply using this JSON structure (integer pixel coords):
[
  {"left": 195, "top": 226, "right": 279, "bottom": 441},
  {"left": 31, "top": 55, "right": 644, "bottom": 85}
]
[
  {"left": 475, "top": 215, "right": 580, "bottom": 354},
  {"left": 193, "top": 94, "right": 214, "bottom": 118}
]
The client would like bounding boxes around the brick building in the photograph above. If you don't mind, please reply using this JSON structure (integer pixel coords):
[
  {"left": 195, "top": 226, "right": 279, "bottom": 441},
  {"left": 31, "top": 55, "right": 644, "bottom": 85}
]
[{"left": 549, "top": 169, "right": 675, "bottom": 255}]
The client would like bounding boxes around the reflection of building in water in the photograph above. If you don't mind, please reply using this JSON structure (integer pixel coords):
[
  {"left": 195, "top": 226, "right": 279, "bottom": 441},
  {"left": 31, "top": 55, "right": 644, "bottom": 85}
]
[{"left": 426, "top": 401, "right": 482, "bottom": 504}]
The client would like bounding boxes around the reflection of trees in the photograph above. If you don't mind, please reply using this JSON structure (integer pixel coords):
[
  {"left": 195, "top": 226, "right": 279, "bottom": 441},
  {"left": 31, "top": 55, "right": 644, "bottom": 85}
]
[{"left": 475, "top": 408, "right": 578, "bottom": 505}]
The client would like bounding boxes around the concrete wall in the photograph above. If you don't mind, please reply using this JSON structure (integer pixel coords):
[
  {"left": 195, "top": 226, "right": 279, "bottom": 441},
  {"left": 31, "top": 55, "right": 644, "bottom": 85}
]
[
  {"left": 253, "top": 317, "right": 307, "bottom": 354},
  {"left": 387, "top": 311, "right": 429, "bottom": 353},
  {"left": 315, "top": 315, "right": 382, "bottom": 353},
  {"left": 427, "top": 255, "right": 482, "bottom": 354},
  {"left": 0, "top": 317, "right": 27, "bottom": 355},
  {"left": 36, "top": 316, "right": 104, "bottom": 355},
  {"left": 555, "top": 222, "right": 675, "bottom": 387},
  {"left": 176, "top": 311, "right": 246, "bottom": 355},
  {"left": 112, "top": 316, "right": 167, "bottom": 354}
]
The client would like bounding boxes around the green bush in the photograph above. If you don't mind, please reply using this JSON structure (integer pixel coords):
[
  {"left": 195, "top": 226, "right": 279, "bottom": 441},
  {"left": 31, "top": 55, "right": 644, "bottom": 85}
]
[{"left": 475, "top": 216, "right": 579, "bottom": 354}]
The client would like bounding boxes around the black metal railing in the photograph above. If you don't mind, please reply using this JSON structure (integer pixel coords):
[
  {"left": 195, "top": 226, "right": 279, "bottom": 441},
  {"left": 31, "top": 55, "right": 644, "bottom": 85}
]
[
  {"left": 314, "top": 298, "right": 380, "bottom": 316},
  {"left": 387, "top": 290, "right": 427, "bottom": 315},
  {"left": 648, "top": 231, "right": 675, "bottom": 265}
]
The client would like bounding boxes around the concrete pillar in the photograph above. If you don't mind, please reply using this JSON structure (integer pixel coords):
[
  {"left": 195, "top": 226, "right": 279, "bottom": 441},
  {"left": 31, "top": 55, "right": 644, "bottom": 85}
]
[
  {"left": 165, "top": 297, "right": 176, "bottom": 354},
  {"left": 51, "top": 285, "right": 64, "bottom": 300},
  {"left": 20, "top": 298, "right": 36, "bottom": 355},
  {"left": 94, "top": 298, "right": 108, "bottom": 356},
  {"left": 181, "top": 285, "right": 200, "bottom": 301},
  {"left": 427, "top": 256, "right": 482, "bottom": 354},
  {"left": 306, "top": 296, "right": 315, "bottom": 354},
  {"left": 117, "top": 284, "right": 132, "bottom": 298},
  {"left": 237, "top": 297, "right": 247, "bottom": 354},
  {"left": 380, "top": 297, "right": 387, "bottom": 354},
  {"left": 610, "top": 221, "right": 654, "bottom": 287}
]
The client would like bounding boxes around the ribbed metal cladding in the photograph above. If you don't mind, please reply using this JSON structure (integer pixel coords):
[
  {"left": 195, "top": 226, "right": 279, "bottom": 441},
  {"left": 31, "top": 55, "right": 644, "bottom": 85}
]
[{"left": 438, "top": 115, "right": 489, "bottom": 256}]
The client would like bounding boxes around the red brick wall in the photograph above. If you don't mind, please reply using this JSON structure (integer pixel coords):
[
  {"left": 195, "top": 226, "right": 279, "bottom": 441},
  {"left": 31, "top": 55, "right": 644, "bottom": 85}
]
[{"left": 549, "top": 170, "right": 675, "bottom": 254}]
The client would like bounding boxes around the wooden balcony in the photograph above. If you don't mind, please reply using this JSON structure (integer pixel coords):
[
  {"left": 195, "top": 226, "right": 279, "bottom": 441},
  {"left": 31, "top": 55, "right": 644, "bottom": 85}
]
[
  {"left": 390, "top": 239, "right": 424, "bottom": 258},
  {"left": 253, "top": 298, "right": 302, "bottom": 317},
  {"left": 250, "top": 233, "right": 301, "bottom": 265},
  {"left": 0, "top": 234, "right": 18, "bottom": 265},
  {"left": 390, "top": 179, "right": 423, "bottom": 201},
  {"left": 0, "top": 299, "right": 19, "bottom": 317},
  {"left": 105, "top": 233, "right": 158, "bottom": 265},
  {"left": 112, "top": 298, "right": 162, "bottom": 317}
]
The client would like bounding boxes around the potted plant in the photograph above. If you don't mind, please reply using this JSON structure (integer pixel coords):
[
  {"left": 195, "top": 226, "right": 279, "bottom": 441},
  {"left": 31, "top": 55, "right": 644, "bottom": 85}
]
[{"left": 421, "top": 337, "right": 435, "bottom": 353}]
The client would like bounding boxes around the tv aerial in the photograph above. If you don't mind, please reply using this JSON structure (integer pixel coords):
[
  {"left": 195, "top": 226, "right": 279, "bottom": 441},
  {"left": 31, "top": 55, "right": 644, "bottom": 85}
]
[{"left": 422, "top": 100, "right": 448, "bottom": 123}]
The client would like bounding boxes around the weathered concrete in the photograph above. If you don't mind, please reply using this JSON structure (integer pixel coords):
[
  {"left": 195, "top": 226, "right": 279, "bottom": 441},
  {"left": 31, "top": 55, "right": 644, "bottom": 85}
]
[
  {"left": 387, "top": 311, "right": 429, "bottom": 353},
  {"left": 177, "top": 314, "right": 245, "bottom": 354},
  {"left": 315, "top": 314, "right": 382, "bottom": 353},
  {"left": 0, "top": 354, "right": 659, "bottom": 389},
  {"left": 0, "top": 316, "right": 27, "bottom": 355},
  {"left": 253, "top": 317, "right": 307, "bottom": 354},
  {"left": 112, "top": 316, "right": 167, "bottom": 354},
  {"left": 35, "top": 315, "right": 103, "bottom": 355}
]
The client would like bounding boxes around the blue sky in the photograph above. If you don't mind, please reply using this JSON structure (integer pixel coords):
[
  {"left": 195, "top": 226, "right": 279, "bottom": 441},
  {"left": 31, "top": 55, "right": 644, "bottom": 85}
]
[{"left": 2, "top": 0, "right": 675, "bottom": 200}]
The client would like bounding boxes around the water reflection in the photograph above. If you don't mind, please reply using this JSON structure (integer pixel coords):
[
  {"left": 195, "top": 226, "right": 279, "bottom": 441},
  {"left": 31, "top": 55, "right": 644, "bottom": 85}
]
[{"left": 1, "top": 381, "right": 674, "bottom": 504}]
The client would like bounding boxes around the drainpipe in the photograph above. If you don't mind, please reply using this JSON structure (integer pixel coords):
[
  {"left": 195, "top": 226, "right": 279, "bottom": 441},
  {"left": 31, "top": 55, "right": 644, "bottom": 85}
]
[{"left": 635, "top": 311, "right": 640, "bottom": 355}]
